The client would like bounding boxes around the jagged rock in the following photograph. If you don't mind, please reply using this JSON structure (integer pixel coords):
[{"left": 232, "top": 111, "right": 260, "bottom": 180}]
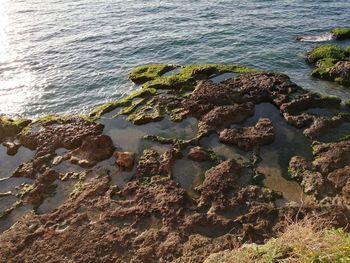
[
  {"left": 20, "top": 117, "right": 104, "bottom": 157},
  {"left": 289, "top": 141, "right": 350, "bottom": 204},
  {"left": 219, "top": 118, "right": 275, "bottom": 151},
  {"left": 328, "top": 61, "right": 350, "bottom": 85}
]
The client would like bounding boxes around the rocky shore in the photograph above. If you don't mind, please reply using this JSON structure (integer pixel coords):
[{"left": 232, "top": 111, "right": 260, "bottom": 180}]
[
  {"left": 305, "top": 28, "right": 350, "bottom": 86},
  {"left": 0, "top": 64, "right": 349, "bottom": 262}
]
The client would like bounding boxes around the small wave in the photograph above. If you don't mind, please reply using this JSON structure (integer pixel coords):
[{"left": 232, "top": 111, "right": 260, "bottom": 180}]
[{"left": 296, "top": 32, "right": 334, "bottom": 42}]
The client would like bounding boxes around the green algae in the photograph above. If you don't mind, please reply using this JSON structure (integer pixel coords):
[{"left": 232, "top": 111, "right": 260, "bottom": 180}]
[
  {"left": 0, "top": 117, "right": 32, "bottom": 141},
  {"left": 141, "top": 64, "right": 257, "bottom": 91},
  {"left": 89, "top": 88, "right": 157, "bottom": 118},
  {"left": 345, "top": 100, "right": 350, "bottom": 108},
  {"left": 331, "top": 27, "right": 350, "bottom": 40},
  {"left": 128, "top": 64, "right": 178, "bottom": 84},
  {"left": 307, "top": 44, "right": 350, "bottom": 86},
  {"left": 307, "top": 45, "right": 345, "bottom": 64},
  {"left": 127, "top": 104, "right": 163, "bottom": 124},
  {"left": 115, "top": 98, "right": 146, "bottom": 116}
]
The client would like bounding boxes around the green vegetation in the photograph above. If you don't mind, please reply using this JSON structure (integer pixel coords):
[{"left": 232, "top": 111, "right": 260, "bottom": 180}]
[
  {"left": 307, "top": 44, "right": 350, "bottom": 86},
  {"left": 89, "top": 88, "right": 157, "bottom": 118},
  {"left": 142, "top": 64, "right": 257, "bottom": 91},
  {"left": 116, "top": 98, "right": 146, "bottom": 116},
  {"left": 345, "top": 100, "right": 350, "bottom": 108},
  {"left": 128, "top": 64, "right": 178, "bottom": 84},
  {"left": 345, "top": 46, "right": 350, "bottom": 55},
  {"left": 127, "top": 104, "right": 163, "bottom": 124},
  {"left": 204, "top": 217, "right": 350, "bottom": 263},
  {"left": 307, "top": 45, "right": 345, "bottom": 63},
  {"left": 0, "top": 117, "right": 32, "bottom": 141},
  {"left": 87, "top": 63, "right": 257, "bottom": 120},
  {"left": 331, "top": 27, "right": 350, "bottom": 40}
]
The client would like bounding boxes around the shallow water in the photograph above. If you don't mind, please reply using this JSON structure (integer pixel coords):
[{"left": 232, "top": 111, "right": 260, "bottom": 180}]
[
  {"left": 0, "top": 145, "right": 34, "bottom": 179},
  {"left": 1, "top": 0, "right": 350, "bottom": 118}
]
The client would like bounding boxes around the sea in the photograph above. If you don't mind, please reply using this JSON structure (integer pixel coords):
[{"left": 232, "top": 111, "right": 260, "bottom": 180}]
[{"left": 1, "top": 0, "right": 350, "bottom": 118}]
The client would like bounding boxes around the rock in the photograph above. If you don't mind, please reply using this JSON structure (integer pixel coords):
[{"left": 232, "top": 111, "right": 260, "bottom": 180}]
[
  {"left": 199, "top": 103, "right": 255, "bottom": 133},
  {"left": 2, "top": 141, "right": 21, "bottom": 156},
  {"left": 187, "top": 147, "right": 210, "bottom": 162},
  {"left": 20, "top": 117, "right": 104, "bottom": 157},
  {"left": 327, "top": 166, "right": 350, "bottom": 189},
  {"left": 115, "top": 151, "right": 135, "bottom": 170},
  {"left": 219, "top": 118, "right": 275, "bottom": 151},
  {"left": 135, "top": 149, "right": 179, "bottom": 178},
  {"left": 303, "top": 115, "right": 343, "bottom": 140},
  {"left": 330, "top": 28, "right": 350, "bottom": 40},
  {"left": 1, "top": 168, "right": 350, "bottom": 263},
  {"left": 289, "top": 141, "right": 350, "bottom": 204},
  {"left": 192, "top": 67, "right": 217, "bottom": 79},
  {"left": 69, "top": 135, "right": 115, "bottom": 168},
  {"left": 12, "top": 154, "right": 54, "bottom": 179},
  {"left": 328, "top": 61, "right": 350, "bottom": 85},
  {"left": 196, "top": 159, "right": 242, "bottom": 210}
]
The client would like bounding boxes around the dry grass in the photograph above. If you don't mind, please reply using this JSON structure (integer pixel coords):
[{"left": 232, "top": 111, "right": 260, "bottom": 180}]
[{"left": 204, "top": 216, "right": 350, "bottom": 263}]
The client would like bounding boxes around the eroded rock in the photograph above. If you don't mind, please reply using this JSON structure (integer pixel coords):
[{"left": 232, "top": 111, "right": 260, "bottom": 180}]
[
  {"left": 69, "top": 135, "right": 115, "bottom": 168},
  {"left": 289, "top": 140, "right": 350, "bottom": 204},
  {"left": 219, "top": 118, "right": 275, "bottom": 151},
  {"left": 20, "top": 117, "right": 104, "bottom": 157}
]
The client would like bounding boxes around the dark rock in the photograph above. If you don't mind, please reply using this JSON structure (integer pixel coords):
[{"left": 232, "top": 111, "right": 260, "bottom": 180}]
[{"left": 187, "top": 147, "right": 211, "bottom": 162}]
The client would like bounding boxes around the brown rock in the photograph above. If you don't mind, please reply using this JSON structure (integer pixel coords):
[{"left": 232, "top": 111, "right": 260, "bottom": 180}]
[
  {"left": 219, "top": 118, "right": 275, "bottom": 151},
  {"left": 70, "top": 135, "right": 115, "bottom": 168},
  {"left": 2, "top": 141, "right": 21, "bottom": 156},
  {"left": 328, "top": 61, "right": 350, "bottom": 85},
  {"left": 187, "top": 147, "right": 210, "bottom": 162},
  {"left": 115, "top": 151, "right": 135, "bottom": 170},
  {"left": 20, "top": 117, "right": 104, "bottom": 157}
]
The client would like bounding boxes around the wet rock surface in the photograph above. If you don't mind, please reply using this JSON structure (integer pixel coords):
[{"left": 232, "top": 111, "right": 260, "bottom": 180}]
[
  {"left": 20, "top": 117, "right": 104, "bottom": 157},
  {"left": 0, "top": 65, "right": 350, "bottom": 263},
  {"left": 219, "top": 118, "right": 275, "bottom": 151},
  {"left": 306, "top": 44, "right": 350, "bottom": 86},
  {"left": 69, "top": 135, "right": 115, "bottom": 168},
  {"left": 289, "top": 140, "right": 350, "bottom": 205},
  {"left": 115, "top": 151, "right": 135, "bottom": 170},
  {"left": 187, "top": 147, "right": 211, "bottom": 162}
]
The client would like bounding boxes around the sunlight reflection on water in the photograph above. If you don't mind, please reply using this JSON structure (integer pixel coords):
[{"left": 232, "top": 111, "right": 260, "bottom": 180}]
[{"left": 0, "top": 0, "right": 45, "bottom": 117}]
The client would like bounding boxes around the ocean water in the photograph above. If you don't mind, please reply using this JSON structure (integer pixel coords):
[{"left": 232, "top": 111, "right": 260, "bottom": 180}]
[{"left": 1, "top": 0, "right": 350, "bottom": 118}]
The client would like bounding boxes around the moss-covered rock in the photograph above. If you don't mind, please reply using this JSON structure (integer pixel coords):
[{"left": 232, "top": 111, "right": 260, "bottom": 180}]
[
  {"left": 89, "top": 88, "right": 157, "bottom": 118},
  {"left": 345, "top": 45, "right": 350, "bottom": 56},
  {"left": 128, "top": 64, "right": 178, "bottom": 84},
  {"left": 331, "top": 27, "right": 350, "bottom": 40},
  {"left": 307, "top": 44, "right": 350, "bottom": 86},
  {"left": 127, "top": 104, "right": 163, "bottom": 124},
  {"left": 0, "top": 117, "right": 32, "bottom": 142},
  {"left": 142, "top": 64, "right": 257, "bottom": 91},
  {"left": 306, "top": 45, "right": 346, "bottom": 63}
]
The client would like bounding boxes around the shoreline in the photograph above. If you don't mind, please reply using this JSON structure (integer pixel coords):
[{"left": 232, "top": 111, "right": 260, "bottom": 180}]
[{"left": 0, "top": 63, "right": 349, "bottom": 262}]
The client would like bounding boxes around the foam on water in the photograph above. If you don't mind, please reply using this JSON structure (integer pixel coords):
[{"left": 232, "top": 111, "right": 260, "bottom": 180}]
[{"left": 296, "top": 32, "right": 334, "bottom": 42}]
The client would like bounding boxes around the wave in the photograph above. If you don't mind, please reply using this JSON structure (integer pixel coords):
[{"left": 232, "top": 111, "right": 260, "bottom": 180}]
[{"left": 296, "top": 32, "right": 334, "bottom": 42}]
